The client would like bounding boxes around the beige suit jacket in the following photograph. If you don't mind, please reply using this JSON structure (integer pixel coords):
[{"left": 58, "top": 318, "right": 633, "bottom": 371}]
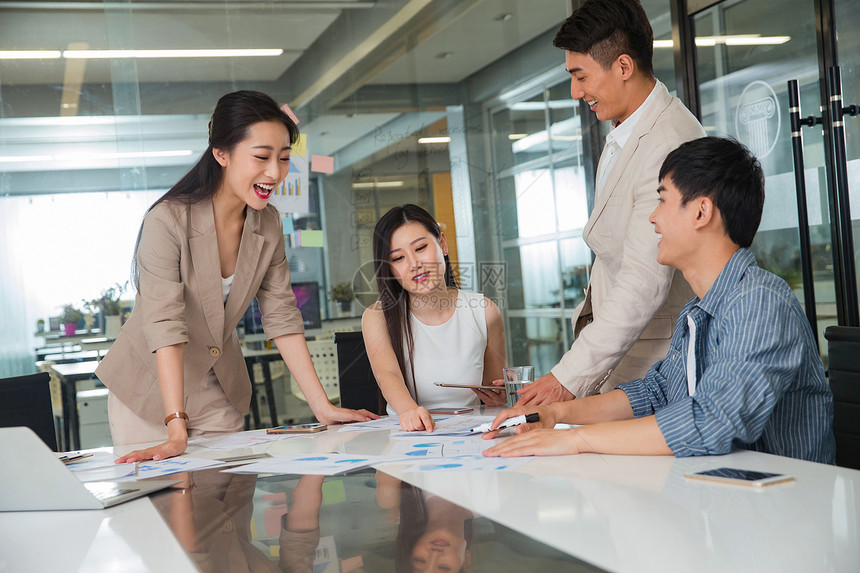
[
  {"left": 551, "top": 83, "right": 705, "bottom": 397},
  {"left": 96, "top": 197, "right": 304, "bottom": 424}
]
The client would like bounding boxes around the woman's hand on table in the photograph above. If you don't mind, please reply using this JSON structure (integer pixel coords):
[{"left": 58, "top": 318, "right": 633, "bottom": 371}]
[
  {"left": 398, "top": 406, "right": 435, "bottom": 432},
  {"left": 315, "top": 404, "right": 379, "bottom": 425},
  {"left": 115, "top": 436, "right": 187, "bottom": 463}
]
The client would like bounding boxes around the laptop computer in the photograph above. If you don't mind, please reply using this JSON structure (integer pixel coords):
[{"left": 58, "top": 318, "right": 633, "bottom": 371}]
[{"left": 0, "top": 426, "right": 178, "bottom": 511}]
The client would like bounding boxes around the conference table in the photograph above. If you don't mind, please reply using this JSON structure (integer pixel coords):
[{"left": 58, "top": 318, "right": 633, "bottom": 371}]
[{"left": 2, "top": 409, "right": 859, "bottom": 572}]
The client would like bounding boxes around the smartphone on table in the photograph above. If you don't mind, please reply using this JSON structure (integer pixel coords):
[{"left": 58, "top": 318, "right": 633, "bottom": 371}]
[
  {"left": 684, "top": 467, "right": 794, "bottom": 487},
  {"left": 266, "top": 423, "right": 327, "bottom": 434},
  {"left": 427, "top": 407, "right": 474, "bottom": 415}
]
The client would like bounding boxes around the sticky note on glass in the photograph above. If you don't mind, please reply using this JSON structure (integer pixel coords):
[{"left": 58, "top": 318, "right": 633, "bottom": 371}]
[
  {"left": 341, "top": 555, "right": 364, "bottom": 572},
  {"left": 321, "top": 479, "right": 346, "bottom": 505},
  {"left": 281, "top": 216, "right": 294, "bottom": 235},
  {"left": 280, "top": 102, "right": 300, "bottom": 125},
  {"left": 311, "top": 154, "right": 334, "bottom": 174},
  {"left": 299, "top": 229, "right": 324, "bottom": 247},
  {"left": 292, "top": 134, "right": 307, "bottom": 157}
]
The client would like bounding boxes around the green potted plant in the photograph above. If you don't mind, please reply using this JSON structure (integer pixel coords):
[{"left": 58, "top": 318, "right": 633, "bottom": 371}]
[
  {"left": 328, "top": 282, "right": 354, "bottom": 314},
  {"left": 59, "top": 304, "right": 83, "bottom": 336},
  {"left": 84, "top": 282, "right": 127, "bottom": 339}
]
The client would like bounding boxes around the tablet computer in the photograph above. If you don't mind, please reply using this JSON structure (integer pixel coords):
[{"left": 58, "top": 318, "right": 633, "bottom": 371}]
[{"left": 434, "top": 383, "right": 498, "bottom": 389}]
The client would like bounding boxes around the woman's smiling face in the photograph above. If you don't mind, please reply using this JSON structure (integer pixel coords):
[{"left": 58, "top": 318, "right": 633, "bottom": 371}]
[
  {"left": 387, "top": 221, "right": 448, "bottom": 296},
  {"left": 214, "top": 120, "right": 291, "bottom": 210}
]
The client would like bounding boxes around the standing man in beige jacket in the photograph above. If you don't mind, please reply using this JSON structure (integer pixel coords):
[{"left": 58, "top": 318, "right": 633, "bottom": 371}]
[{"left": 518, "top": 0, "right": 705, "bottom": 406}]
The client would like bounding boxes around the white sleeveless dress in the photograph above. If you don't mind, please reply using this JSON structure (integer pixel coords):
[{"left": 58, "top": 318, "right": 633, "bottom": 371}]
[{"left": 386, "top": 290, "right": 488, "bottom": 415}]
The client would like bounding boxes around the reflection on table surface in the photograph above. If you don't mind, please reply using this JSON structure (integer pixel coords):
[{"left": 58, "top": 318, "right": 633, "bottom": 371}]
[{"left": 150, "top": 467, "right": 602, "bottom": 573}]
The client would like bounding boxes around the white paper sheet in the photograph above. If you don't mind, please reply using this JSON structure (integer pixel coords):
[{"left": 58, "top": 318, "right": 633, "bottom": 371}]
[
  {"left": 384, "top": 436, "right": 494, "bottom": 459},
  {"left": 389, "top": 415, "right": 496, "bottom": 438},
  {"left": 397, "top": 455, "right": 533, "bottom": 473},
  {"left": 334, "top": 416, "right": 404, "bottom": 432},
  {"left": 191, "top": 431, "right": 300, "bottom": 451},
  {"left": 114, "top": 457, "right": 225, "bottom": 482},
  {"left": 222, "top": 453, "right": 381, "bottom": 476}
]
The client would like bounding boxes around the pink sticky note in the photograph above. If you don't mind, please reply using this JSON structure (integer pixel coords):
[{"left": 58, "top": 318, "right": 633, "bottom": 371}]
[
  {"left": 311, "top": 154, "right": 334, "bottom": 174},
  {"left": 341, "top": 555, "right": 364, "bottom": 572},
  {"left": 280, "top": 103, "right": 300, "bottom": 125},
  {"left": 265, "top": 503, "right": 287, "bottom": 537},
  {"left": 263, "top": 492, "right": 287, "bottom": 504}
]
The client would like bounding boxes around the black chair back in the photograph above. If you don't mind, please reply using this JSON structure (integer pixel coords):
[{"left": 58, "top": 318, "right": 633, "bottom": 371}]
[
  {"left": 0, "top": 372, "right": 58, "bottom": 451},
  {"left": 824, "top": 326, "right": 860, "bottom": 469},
  {"left": 333, "top": 331, "right": 385, "bottom": 415}
]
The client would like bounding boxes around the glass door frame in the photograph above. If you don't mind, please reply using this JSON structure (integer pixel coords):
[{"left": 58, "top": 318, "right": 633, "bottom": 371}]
[{"left": 670, "top": 0, "right": 860, "bottom": 334}]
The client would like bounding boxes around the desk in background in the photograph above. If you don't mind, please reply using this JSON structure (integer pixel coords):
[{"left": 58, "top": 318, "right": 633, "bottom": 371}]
[
  {"left": 1, "top": 413, "right": 858, "bottom": 572},
  {"left": 42, "top": 349, "right": 108, "bottom": 364},
  {"left": 241, "top": 346, "right": 283, "bottom": 428},
  {"left": 49, "top": 361, "right": 99, "bottom": 451}
]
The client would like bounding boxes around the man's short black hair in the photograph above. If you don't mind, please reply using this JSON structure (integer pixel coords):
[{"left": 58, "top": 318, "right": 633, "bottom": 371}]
[
  {"left": 660, "top": 137, "right": 765, "bottom": 248},
  {"left": 553, "top": 0, "right": 654, "bottom": 76}
]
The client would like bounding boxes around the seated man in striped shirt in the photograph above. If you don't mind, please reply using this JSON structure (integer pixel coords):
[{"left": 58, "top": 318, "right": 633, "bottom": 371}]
[{"left": 484, "top": 137, "right": 835, "bottom": 464}]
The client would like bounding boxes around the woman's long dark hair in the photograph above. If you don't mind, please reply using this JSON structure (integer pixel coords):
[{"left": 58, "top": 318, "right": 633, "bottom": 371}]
[
  {"left": 131, "top": 90, "right": 299, "bottom": 289},
  {"left": 371, "top": 204, "right": 458, "bottom": 402}
]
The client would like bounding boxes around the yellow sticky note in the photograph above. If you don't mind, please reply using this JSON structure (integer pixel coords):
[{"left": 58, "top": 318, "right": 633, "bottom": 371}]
[
  {"left": 292, "top": 133, "right": 307, "bottom": 157},
  {"left": 299, "top": 229, "right": 324, "bottom": 248}
]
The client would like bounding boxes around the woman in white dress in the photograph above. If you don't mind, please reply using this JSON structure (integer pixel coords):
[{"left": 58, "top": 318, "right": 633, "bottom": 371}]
[{"left": 362, "top": 204, "right": 506, "bottom": 431}]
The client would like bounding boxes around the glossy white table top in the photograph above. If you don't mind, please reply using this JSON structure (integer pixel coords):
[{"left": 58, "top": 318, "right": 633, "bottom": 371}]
[
  {"left": 0, "top": 496, "right": 196, "bottom": 572},
  {"left": 3, "top": 410, "right": 859, "bottom": 572}
]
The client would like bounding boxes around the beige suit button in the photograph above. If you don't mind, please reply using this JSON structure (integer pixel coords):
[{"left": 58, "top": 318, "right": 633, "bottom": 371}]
[{"left": 209, "top": 347, "right": 221, "bottom": 358}]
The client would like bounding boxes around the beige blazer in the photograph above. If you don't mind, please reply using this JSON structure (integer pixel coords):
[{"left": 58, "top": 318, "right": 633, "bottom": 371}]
[
  {"left": 551, "top": 83, "right": 705, "bottom": 397},
  {"left": 96, "top": 197, "right": 304, "bottom": 424}
]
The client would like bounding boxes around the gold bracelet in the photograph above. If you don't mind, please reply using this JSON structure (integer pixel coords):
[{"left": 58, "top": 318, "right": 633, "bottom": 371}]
[{"left": 163, "top": 411, "right": 189, "bottom": 426}]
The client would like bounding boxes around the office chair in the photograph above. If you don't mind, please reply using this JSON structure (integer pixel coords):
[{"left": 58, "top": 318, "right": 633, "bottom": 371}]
[
  {"left": 333, "top": 331, "right": 385, "bottom": 415},
  {"left": 824, "top": 326, "right": 860, "bottom": 470},
  {"left": 0, "top": 372, "right": 59, "bottom": 451}
]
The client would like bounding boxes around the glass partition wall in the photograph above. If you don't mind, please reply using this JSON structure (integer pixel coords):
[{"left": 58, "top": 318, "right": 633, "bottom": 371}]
[
  {"left": 3, "top": 0, "right": 853, "bottom": 383},
  {"left": 0, "top": 0, "right": 576, "bottom": 376},
  {"left": 689, "top": 0, "right": 860, "bottom": 365}
]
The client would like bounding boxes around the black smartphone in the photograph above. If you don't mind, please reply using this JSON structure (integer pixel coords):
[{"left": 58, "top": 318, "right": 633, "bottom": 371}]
[{"left": 684, "top": 467, "right": 794, "bottom": 487}]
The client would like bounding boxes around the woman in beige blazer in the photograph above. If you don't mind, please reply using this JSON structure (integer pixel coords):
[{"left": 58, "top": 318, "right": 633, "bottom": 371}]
[{"left": 96, "top": 91, "right": 377, "bottom": 462}]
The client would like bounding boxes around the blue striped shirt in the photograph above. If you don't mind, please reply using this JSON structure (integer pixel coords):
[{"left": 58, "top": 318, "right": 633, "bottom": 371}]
[{"left": 619, "top": 248, "right": 835, "bottom": 463}]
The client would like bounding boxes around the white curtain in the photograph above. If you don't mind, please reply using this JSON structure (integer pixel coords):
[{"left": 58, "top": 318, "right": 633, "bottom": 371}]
[{"left": 0, "top": 191, "right": 161, "bottom": 377}]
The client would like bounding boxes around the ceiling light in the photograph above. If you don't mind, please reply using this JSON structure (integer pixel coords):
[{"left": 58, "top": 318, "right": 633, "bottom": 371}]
[
  {"left": 417, "top": 136, "right": 450, "bottom": 144},
  {"left": 494, "top": 13, "right": 512, "bottom": 22},
  {"left": 0, "top": 150, "right": 194, "bottom": 163},
  {"left": 723, "top": 36, "right": 791, "bottom": 45},
  {"left": 653, "top": 35, "right": 791, "bottom": 48},
  {"left": 508, "top": 133, "right": 528, "bottom": 140},
  {"left": 352, "top": 181, "right": 405, "bottom": 189},
  {"left": 62, "top": 48, "right": 284, "bottom": 59},
  {"left": 0, "top": 50, "right": 61, "bottom": 60}
]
